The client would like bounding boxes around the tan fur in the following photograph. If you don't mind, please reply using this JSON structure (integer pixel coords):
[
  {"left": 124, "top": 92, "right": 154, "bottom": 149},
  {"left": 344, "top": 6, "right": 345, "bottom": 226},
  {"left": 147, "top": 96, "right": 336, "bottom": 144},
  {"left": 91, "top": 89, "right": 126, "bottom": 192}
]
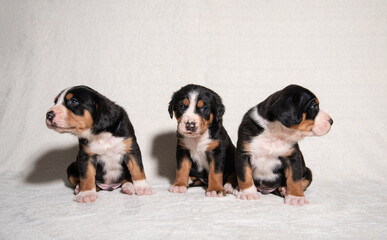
[
  {"left": 207, "top": 159, "right": 224, "bottom": 193},
  {"left": 173, "top": 156, "right": 192, "bottom": 187},
  {"left": 80, "top": 162, "right": 96, "bottom": 192},
  {"left": 237, "top": 164, "right": 254, "bottom": 191},
  {"left": 127, "top": 156, "right": 146, "bottom": 181},
  {"left": 285, "top": 168, "right": 304, "bottom": 197}
]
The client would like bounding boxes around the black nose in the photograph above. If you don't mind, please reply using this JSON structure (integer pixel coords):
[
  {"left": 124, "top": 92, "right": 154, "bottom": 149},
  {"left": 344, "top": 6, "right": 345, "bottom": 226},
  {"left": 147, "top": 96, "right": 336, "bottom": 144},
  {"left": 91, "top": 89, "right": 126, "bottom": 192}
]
[
  {"left": 185, "top": 121, "right": 196, "bottom": 132},
  {"left": 46, "top": 111, "right": 55, "bottom": 122},
  {"left": 329, "top": 118, "right": 334, "bottom": 125}
]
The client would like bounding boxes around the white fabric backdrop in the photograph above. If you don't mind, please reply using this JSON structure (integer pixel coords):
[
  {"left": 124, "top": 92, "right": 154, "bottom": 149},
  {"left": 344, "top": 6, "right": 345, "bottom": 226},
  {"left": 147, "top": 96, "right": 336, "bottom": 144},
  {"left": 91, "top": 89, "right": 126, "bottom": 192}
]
[{"left": 1, "top": 1, "right": 386, "bottom": 239}]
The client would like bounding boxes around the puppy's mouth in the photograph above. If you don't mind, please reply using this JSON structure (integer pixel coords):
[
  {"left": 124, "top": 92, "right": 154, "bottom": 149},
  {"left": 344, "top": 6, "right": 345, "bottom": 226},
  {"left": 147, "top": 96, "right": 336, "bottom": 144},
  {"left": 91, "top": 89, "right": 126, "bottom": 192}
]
[
  {"left": 46, "top": 121, "right": 75, "bottom": 132},
  {"left": 178, "top": 130, "right": 201, "bottom": 138}
]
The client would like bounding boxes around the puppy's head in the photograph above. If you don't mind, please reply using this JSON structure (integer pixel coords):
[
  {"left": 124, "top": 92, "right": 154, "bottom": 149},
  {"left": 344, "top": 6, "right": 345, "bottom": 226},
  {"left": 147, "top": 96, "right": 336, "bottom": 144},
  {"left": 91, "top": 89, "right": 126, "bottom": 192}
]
[
  {"left": 46, "top": 85, "right": 114, "bottom": 137},
  {"left": 168, "top": 84, "right": 225, "bottom": 137},
  {"left": 261, "top": 84, "right": 333, "bottom": 136}
]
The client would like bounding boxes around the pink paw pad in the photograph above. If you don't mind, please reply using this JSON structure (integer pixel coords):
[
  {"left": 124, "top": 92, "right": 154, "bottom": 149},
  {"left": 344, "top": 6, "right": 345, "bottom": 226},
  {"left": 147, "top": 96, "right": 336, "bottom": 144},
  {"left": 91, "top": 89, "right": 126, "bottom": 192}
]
[
  {"left": 284, "top": 195, "right": 309, "bottom": 206},
  {"left": 74, "top": 190, "right": 98, "bottom": 203},
  {"left": 205, "top": 190, "right": 225, "bottom": 197},
  {"left": 223, "top": 183, "right": 234, "bottom": 194},
  {"left": 237, "top": 192, "right": 259, "bottom": 200},
  {"left": 121, "top": 182, "right": 135, "bottom": 195},
  {"left": 169, "top": 185, "right": 187, "bottom": 193},
  {"left": 133, "top": 180, "right": 154, "bottom": 196}
]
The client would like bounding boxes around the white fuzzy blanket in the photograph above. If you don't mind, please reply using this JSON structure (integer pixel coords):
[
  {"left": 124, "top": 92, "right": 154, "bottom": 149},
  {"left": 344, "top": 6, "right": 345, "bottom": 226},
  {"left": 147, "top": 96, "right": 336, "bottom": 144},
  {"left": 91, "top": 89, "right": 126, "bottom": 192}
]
[{"left": 1, "top": 1, "right": 386, "bottom": 239}]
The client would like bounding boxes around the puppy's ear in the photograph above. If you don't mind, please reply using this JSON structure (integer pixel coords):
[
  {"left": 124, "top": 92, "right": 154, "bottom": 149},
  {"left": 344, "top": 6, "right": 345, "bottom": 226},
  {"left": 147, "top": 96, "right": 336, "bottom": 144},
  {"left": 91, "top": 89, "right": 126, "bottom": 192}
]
[
  {"left": 93, "top": 95, "right": 119, "bottom": 132},
  {"left": 212, "top": 93, "right": 225, "bottom": 122},
  {"left": 168, "top": 95, "right": 175, "bottom": 119},
  {"left": 273, "top": 97, "right": 303, "bottom": 128}
]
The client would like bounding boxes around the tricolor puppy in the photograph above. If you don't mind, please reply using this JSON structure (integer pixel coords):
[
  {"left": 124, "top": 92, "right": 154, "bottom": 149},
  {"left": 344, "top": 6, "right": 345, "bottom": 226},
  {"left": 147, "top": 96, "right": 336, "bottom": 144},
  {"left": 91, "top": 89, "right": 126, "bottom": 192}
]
[
  {"left": 45, "top": 85, "right": 153, "bottom": 203},
  {"left": 168, "top": 84, "right": 236, "bottom": 197},
  {"left": 235, "top": 85, "right": 333, "bottom": 205}
]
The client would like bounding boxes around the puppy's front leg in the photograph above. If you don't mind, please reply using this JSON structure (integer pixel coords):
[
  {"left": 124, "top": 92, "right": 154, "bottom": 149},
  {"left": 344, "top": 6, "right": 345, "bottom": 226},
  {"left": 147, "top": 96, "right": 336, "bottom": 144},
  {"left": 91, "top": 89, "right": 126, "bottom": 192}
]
[
  {"left": 74, "top": 159, "right": 98, "bottom": 203},
  {"left": 125, "top": 140, "right": 154, "bottom": 196},
  {"left": 206, "top": 155, "right": 225, "bottom": 197},
  {"left": 283, "top": 161, "right": 309, "bottom": 206},
  {"left": 169, "top": 154, "right": 192, "bottom": 193},
  {"left": 235, "top": 153, "right": 259, "bottom": 200}
]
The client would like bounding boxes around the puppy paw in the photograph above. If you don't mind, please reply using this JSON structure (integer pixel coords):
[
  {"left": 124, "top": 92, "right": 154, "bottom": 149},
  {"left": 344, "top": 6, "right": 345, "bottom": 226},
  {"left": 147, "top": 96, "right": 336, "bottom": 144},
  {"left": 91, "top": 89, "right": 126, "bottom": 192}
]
[
  {"left": 284, "top": 195, "right": 309, "bottom": 206},
  {"left": 236, "top": 192, "right": 259, "bottom": 200},
  {"left": 74, "top": 184, "right": 80, "bottom": 195},
  {"left": 205, "top": 190, "right": 226, "bottom": 197},
  {"left": 74, "top": 190, "right": 98, "bottom": 203},
  {"left": 121, "top": 182, "right": 135, "bottom": 195},
  {"left": 223, "top": 183, "right": 234, "bottom": 194},
  {"left": 236, "top": 185, "right": 259, "bottom": 200},
  {"left": 169, "top": 185, "right": 187, "bottom": 193},
  {"left": 133, "top": 180, "right": 154, "bottom": 196}
]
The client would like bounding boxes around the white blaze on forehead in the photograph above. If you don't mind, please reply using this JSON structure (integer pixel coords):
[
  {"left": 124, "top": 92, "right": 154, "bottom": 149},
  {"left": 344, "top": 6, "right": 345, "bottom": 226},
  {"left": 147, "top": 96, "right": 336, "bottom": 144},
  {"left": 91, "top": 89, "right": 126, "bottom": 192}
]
[
  {"left": 183, "top": 91, "right": 199, "bottom": 122},
  {"left": 55, "top": 87, "right": 71, "bottom": 106}
]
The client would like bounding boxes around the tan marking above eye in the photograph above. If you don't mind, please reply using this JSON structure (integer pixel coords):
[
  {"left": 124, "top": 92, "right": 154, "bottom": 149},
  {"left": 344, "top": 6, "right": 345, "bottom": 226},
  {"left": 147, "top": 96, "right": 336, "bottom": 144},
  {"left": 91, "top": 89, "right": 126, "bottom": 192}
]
[
  {"left": 197, "top": 100, "right": 204, "bottom": 108},
  {"left": 65, "top": 93, "right": 74, "bottom": 100},
  {"left": 315, "top": 98, "right": 319, "bottom": 104},
  {"left": 183, "top": 98, "right": 189, "bottom": 106}
]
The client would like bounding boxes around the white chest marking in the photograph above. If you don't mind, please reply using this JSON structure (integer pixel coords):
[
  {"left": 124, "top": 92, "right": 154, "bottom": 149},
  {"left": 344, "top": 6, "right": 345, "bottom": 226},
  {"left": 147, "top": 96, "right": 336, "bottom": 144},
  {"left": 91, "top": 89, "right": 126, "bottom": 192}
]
[
  {"left": 182, "top": 130, "right": 212, "bottom": 172},
  {"left": 248, "top": 107, "right": 302, "bottom": 181},
  {"left": 88, "top": 132, "right": 126, "bottom": 184}
]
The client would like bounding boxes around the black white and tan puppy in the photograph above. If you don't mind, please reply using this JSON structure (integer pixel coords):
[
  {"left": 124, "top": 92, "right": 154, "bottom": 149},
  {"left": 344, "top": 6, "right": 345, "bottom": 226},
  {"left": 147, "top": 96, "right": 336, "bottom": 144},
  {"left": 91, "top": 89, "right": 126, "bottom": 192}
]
[
  {"left": 235, "top": 84, "right": 333, "bottom": 205},
  {"left": 45, "top": 85, "right": 154, "bottom": 203},
  {"left": 168, "top": 84, "right": 236, "bottom": 197}
]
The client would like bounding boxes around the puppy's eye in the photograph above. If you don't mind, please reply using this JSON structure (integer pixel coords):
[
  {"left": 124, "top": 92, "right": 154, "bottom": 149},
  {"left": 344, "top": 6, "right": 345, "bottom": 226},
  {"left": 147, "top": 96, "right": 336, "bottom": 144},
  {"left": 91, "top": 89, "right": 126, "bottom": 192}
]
[
  {"left": 178, "top": 104, "right": 187, "bottom": 111},
  {"left": 200, "top": 106, "right": 208, "bottom": 112},
  {"left": 310, "top": 102, "right": 318, "bottom": 109},
  {"left": 68, "top": 98, "right": 79, "bottom": 107}
]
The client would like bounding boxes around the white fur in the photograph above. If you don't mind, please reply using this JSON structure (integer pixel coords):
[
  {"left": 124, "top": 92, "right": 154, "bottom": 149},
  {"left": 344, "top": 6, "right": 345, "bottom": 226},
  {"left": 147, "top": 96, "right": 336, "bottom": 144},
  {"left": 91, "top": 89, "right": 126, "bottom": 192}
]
[
  {"left": 248, "top": 107, "right": 311, "bottom": 181},
  {"left": 46, "top": 88, "right": 70, "bottom": 132},
  {"left": 236, "top": 185, "right": 259, "bottom": 200},
  {"left": 178, "top": 91, "right": 202, "bottom": 136},
  {"left": 182, "top": 129, "right": 212, "bottom": 172},
  {"left": 133, "top": 180, "right": 154, "bottom": 195},
  {"left": 74, "top": 189, "right": 97, "bottom": 203},
  {"left": 121, "top": 182, "right": 135, "bottom": 195},
  {"left": 88, "top": 132, "right": 126, "bottom": 184},
  {"left": 312, "top": 110, "right": 332, "bottom": 136}
]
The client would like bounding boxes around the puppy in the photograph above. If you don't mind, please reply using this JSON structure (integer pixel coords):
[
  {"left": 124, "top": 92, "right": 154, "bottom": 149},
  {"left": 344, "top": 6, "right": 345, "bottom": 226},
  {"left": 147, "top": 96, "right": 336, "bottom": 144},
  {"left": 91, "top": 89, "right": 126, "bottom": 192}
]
[
  {"left": 235, "top": 84, "right": 333, "bottom": 205},
  {"left": 46, "top": 85, "right": 153, "bottom": 203},
  {"left": 168, "top": 84, "right": 236, "bottom": 197}
]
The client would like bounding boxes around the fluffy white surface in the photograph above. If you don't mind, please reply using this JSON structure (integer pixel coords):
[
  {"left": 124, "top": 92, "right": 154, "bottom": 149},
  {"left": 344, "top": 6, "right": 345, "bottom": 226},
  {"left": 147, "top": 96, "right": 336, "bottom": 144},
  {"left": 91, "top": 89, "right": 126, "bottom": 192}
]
[{"left": 1, "top": 0, "right": 386, "bottom": 239}]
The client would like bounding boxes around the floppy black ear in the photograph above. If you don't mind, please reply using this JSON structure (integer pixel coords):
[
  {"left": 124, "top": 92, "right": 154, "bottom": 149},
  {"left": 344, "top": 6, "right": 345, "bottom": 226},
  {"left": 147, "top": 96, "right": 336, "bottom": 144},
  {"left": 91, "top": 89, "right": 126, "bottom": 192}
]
[
  {"left": 272, "top": 97, "right": 303, "bottom": 128},
  {"left": 93, "top": 95, "right": 120, "bottom": 132},
  {"left": 212, "top": 93, "right": 225, "bottom": 122},
  {"left": 275, "top": 108, "right": 302, "bottom": 127},
  {"left": 168, "top": 95, "right": 175, "bottom": 119}
]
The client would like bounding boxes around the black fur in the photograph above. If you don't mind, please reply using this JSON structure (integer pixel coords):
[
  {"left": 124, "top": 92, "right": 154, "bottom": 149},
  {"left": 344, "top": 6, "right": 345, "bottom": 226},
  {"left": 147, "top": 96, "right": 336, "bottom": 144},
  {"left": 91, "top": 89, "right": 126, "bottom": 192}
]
[
  {"left": 169, "top": 84, "right": 235, "bottom": 187},
  {"left": 236, "top": 85, "right": 321, "bottom": 196},
  {"left": 52, "top": 85, "right": 143, "bottom": 189}
]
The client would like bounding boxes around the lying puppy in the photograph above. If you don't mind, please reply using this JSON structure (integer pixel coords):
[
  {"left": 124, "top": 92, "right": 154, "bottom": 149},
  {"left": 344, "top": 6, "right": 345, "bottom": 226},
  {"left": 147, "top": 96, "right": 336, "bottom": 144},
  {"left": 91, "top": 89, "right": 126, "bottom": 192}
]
[
  {"left": 168, "top": 84, "right": 236, "bottom": 197},
  {"left": 235, "top": 85, "right": 333, "bottom": 205},
  {"left": 46, "top": 85, "right": 153, "bottom": 203}
]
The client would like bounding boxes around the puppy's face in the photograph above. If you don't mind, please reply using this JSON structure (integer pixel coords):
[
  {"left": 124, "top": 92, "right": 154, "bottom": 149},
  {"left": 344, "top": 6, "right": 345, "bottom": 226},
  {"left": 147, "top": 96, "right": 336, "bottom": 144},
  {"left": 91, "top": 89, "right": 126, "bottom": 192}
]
[
  {"left": 46, "top": 86, "right": 97, "bottom": 135},
  {"left": 168, "top": 85, "right": 225, "bottom": 138},
  {"left": 264, "top": 85, "right": 333, "bottom": 136}
]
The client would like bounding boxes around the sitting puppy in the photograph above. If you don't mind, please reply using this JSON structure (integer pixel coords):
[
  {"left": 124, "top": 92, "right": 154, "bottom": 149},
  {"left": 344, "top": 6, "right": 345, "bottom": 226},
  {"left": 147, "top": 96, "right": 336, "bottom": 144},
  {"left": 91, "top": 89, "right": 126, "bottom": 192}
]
[
  {"left": 235, "top": 85, "right": 333, "bottom": 205},
  {"left": 168, "top": 84, "right": 236, "bottom": 197},
  {"left": 45, "top": 85, "right": 153, "bottom": 203}
]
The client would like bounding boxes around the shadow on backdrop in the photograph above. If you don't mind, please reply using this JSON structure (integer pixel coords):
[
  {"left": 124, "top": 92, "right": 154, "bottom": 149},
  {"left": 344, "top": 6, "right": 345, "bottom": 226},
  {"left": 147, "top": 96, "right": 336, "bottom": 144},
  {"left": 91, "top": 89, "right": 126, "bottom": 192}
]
[
  {"left": 25, "top": 145, "right": 78, "bottom": 188},
  {"left": 151, "top": 131, "right": 176, "bottom": 184}
]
